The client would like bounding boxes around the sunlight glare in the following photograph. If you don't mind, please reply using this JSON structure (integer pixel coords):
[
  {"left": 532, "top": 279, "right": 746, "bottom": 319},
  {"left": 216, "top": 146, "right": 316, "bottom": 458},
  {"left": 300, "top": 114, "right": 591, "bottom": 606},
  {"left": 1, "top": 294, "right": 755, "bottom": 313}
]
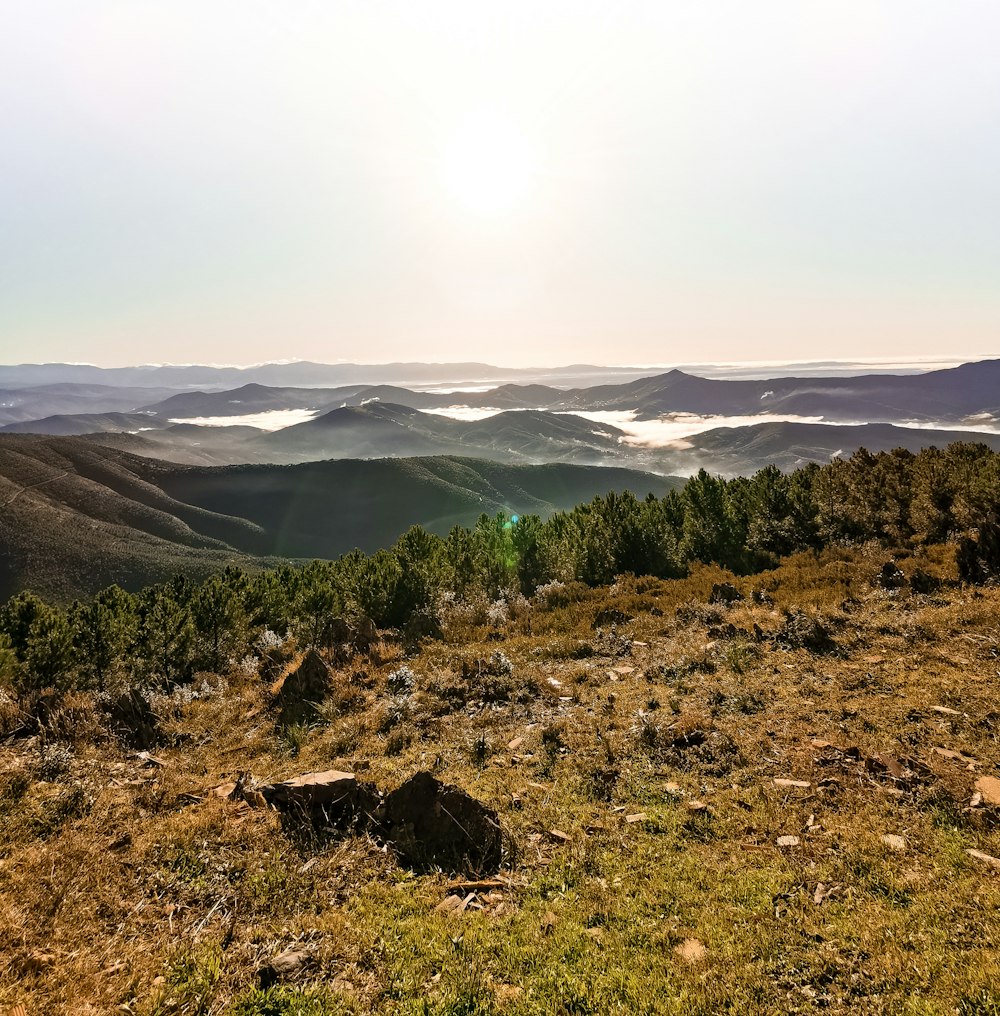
[{"left": 439, "top": 110, "right": 536, "bottom": 218}]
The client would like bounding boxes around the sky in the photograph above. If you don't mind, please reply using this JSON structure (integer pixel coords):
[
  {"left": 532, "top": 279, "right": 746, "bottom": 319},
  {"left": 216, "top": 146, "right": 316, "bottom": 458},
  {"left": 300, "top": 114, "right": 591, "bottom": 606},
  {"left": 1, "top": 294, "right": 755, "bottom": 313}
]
[{"left": 2, "top": 1, "right": 999, "bottom": 368}]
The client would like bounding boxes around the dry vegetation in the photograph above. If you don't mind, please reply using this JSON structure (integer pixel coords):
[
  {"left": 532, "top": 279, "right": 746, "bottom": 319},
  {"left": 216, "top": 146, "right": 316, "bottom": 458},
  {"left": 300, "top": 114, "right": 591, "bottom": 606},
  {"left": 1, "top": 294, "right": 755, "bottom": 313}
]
[{"left": 2, "top": 542, "right": 999, "bottom": 1014}]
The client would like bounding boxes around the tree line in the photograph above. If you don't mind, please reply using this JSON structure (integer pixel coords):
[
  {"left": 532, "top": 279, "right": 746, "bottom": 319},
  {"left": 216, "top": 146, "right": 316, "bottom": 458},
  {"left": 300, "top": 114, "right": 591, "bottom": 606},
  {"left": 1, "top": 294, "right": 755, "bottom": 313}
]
[{"left": 3, "top": 442, "right": 999, "bottom": 695}]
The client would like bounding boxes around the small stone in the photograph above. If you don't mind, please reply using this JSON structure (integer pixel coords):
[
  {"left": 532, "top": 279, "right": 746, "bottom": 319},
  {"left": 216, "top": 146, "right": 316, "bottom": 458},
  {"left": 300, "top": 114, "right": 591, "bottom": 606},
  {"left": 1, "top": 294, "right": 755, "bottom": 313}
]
[
  {"left": 625, "top": 812, "right": 647, "bottom": 824},
  {"left": 777, "top": 835, "right": 801, "bottom": 848},
  {"left": 974, "top": 776, "right": 1000, "bottom": 807},
  {"left": 966, "top": 848, "right": 1000, "bottom": 871},
  {"left": 674, "top": 938, "right": 707, "bottom": 964},
  {"left": 258, "top": 948, "right": 309, "bottom": 989},
  {"left": 881, "top": 834, "right": 906, "bottom": 851}
]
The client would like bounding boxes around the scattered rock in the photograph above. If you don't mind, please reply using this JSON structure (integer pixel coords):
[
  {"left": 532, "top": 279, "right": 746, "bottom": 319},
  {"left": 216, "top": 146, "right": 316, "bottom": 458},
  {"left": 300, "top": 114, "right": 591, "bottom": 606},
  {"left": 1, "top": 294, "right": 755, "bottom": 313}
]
[
  {"left": 258, "top": 948, "right": 309, "bottom": 989},
  {"left": 709, "top": 583, "right": 743, "bottom": 606},
  {"left": 974, "top": 776, "right": 1000, "bottom": 807},
  {"left": 776, "top": 612, "right": 836, "bottom": 654},
  {"left": 966, "top": 848, "right": 1000, "bottom": 871},
  {"left": 381, "top": 771, "right": 502, "bottom": 875},
  {"left": 258, "top": 769, "right": 378, "bottom": 829},
  {"left": 275, "top": 649, "right": 333, "bottom": 721},
  {"left": 674, "top": 938, "right": 707, "bottom": 964},
  {"left": 594, "top": 607, "right": 633, "bottom": 627},
  {"left": 877, "top": 561, "right": 907, "bottom": 590},
  {"left": 777, "top": 835, "right": 801, "bottom": 848},
  {"left": 625, "top": 812, "right": 647, "bottom": 824},
  {"left": 353, "top": 616, "right": 379, "bottom": 654},
  {"left": 909, "top": 568, "right": 941, "bottom": 594},
  {"left": 881, "top": 834, "right": 907, "bottom": 851}
]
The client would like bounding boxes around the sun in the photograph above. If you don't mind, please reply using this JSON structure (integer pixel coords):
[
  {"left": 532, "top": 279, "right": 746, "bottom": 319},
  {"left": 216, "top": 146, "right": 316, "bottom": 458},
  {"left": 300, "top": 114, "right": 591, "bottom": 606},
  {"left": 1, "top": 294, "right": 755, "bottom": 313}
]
[{"left": 439, "top": 110, "right": 537, "bottom": 218}]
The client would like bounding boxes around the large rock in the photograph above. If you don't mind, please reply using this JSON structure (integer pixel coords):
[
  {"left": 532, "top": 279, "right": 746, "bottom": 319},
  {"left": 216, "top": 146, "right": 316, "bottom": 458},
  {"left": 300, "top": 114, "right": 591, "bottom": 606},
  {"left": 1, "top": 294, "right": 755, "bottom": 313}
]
[
  {"left": 258, "top": 769, "right": 378, "bottom": 828},
  {"left": 381, "top": 771, "right": 502, "bottom": 875},
  {"left": 275, "top": 649, "right": 333, "bottom": 722},
  {"left": 709, "top": 582, "right": 744, "bottom": 606}
]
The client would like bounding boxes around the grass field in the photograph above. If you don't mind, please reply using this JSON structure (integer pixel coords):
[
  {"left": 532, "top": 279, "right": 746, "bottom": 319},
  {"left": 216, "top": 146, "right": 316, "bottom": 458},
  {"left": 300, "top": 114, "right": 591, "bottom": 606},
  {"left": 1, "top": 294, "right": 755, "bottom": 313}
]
[{"left": 2, "top": 542, "right": 999, "bottom": 1014}]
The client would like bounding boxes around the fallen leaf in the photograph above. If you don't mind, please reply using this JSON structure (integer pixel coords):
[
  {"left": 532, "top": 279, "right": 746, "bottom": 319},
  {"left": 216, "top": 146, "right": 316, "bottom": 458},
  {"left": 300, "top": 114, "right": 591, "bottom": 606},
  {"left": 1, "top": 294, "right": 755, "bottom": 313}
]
[
  {"left": 774, "top": 778, "right": 811, "bottom": 789},
  {"left": 548, "top": 828, "right": 571, "bottom": 843},
  {"left": 507, "top": 737, "right": 524, "bottom": 752},
  {"left": 931, "top": 705, "right": 962, "bottom": 716}
]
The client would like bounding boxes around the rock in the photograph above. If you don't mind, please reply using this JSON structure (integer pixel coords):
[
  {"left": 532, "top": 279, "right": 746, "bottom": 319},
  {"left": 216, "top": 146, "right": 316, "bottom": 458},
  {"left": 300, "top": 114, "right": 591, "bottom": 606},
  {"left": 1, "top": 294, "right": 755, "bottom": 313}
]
[
  {"left": 259, "top": 769, "right": 378, "bottom": 828},
  {"left": 777, "top": 835, "right": 801, "bottom": 848},
  {"left": 674, "top": 938, "right": 707, "bottom": 964},
  {"left": 709, "top": 583, "right": 744, "bottom": 606},
  {"left": 966, "top": 848, "right": 1000, "bottom": 871},
  {"left": 974, "top": 775, "right": 1000, "bottom": 807},
  {"left": 275, "top": 649, "right": 333, "bottom": 720},
  {"left": 881, "top": 834, "right": 907, "bottom": 851},
  {"left": 625, "top": 812, "right": 648, "bottom": 824},
  {"left": 593, "top": 607, "right": 633, "bottom": 627},
  {"left": 403, "top": 608, "right": 443, "bottom": 647},
  {"left": 777, "top": 611, "right": 836, "bottom": 654},
  {"left": 258, "top": 948, "right": 309, "bottom": 989},
  {"left": 381, "top": 771, "right": 502, "bottom": 875},
  {"left": 353, "top": 616, "right": 379, "bottom": 654},
  {"left": 910, "top": 568, "right": 941, "bottom": 594},
  {"left": 877, "top": 561, "right": 907, "bottom": 590}
]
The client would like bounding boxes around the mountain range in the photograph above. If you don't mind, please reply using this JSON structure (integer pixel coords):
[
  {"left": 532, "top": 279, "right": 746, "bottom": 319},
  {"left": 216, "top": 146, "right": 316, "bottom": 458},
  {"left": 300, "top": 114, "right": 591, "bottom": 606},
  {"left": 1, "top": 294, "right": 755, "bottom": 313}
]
[
  {"left": 2, "top": 358, "right": 999, "bottom": 476},
  {"left": 0, "top": 435, "right": 681, "bottom": 600}
]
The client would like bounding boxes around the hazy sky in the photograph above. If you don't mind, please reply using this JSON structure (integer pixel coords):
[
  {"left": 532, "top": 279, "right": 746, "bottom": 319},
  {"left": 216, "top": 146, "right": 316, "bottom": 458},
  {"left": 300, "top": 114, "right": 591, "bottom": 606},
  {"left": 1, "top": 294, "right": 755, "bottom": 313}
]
[{"left": 2, "top": 2, "right": 999, "bottom": 367}]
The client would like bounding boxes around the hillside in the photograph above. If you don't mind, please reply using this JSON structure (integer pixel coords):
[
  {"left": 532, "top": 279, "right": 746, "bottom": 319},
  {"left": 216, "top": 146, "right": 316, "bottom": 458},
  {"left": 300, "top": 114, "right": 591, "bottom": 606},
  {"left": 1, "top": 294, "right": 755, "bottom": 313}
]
[
  {"left": 2, "top": 545, "right": 999, "bottom": 1012},
  {"left": 686, "top": 421, "right": 1000, "bottom": 472},
  {"left": 0, "top": 436, "right": 680, "bottom": 600}
]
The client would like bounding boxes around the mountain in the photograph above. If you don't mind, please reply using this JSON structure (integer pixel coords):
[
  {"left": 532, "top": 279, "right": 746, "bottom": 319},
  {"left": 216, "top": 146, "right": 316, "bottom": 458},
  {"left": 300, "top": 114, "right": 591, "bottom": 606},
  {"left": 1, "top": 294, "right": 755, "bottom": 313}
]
[
  {"left": 0, "top": 361, "right": 651, "bottom": 391},
  {"left": 0, "top": 383, "right": 183, "bottom": 425},
  {"left": 250, "top": 403, "right": 630, "bottom": 466},
  {"left": 0, "top": 412, "right": 169, "bottom": 436},
  {"left": 0, "top": 435, "right": 681, "bottom": 600},
  {"left": 685, "top": 421, "right": 1000, "bottom": 473}
]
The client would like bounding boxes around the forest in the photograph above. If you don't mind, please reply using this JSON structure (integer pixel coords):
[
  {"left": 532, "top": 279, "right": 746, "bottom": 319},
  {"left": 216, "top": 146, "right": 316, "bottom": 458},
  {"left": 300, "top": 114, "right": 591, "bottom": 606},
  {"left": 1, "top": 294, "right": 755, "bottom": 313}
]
[{"left": 3, "top": 441, "right": 1000, "bottom": 697}]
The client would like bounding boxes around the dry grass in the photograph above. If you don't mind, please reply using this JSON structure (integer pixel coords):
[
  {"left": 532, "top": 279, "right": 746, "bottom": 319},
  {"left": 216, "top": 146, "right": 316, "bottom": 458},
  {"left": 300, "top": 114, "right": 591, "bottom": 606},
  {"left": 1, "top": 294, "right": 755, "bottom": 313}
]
[{"left": 2, "top": 545, "right": 999, "bottom": 1014}]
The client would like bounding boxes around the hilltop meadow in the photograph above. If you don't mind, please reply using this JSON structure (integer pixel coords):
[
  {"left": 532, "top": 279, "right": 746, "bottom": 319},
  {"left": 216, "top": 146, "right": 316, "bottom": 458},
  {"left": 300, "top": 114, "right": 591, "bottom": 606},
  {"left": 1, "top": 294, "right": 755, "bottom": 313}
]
[{"left": 1, "top": 443, "right": 1000, "bottom": 1014}]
